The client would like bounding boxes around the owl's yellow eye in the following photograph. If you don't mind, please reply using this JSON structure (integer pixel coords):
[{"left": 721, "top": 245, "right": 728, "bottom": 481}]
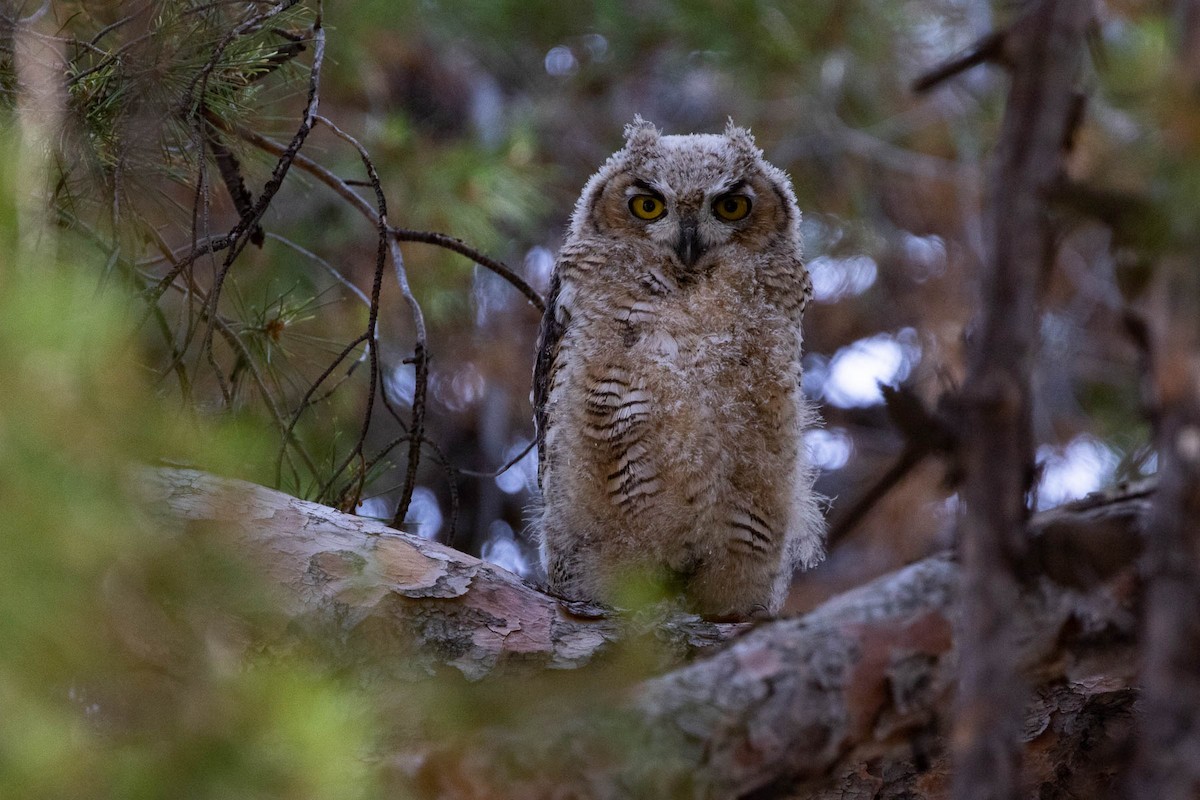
[
  {"left": 713, "top": 194, "right": 752, "bottom": 221},
  {"left": 629, "top": 194, "right": 667, "bottom": 220}
]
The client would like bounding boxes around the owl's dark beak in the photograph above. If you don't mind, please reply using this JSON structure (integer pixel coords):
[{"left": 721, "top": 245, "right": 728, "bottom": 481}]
[{"left": 675, "top": 217, "right": 705, "bottom": 268}]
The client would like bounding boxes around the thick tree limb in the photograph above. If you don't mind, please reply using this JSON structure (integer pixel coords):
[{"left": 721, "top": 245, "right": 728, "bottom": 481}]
[
  {"left": 143, "top": 468, "right": 741, "bottom": 679},
  {"left": 145, "top": 468, "right": 1148, "bottom": 797}
]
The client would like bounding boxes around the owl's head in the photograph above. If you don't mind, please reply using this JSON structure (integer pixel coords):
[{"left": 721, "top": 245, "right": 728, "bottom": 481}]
[{"left": 569, "top": 117, "right": 801, "bottom": 275}]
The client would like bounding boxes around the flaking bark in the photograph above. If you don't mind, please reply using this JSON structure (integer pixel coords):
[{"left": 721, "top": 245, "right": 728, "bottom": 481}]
[{"left": 146, "top": 467, "right": 1148, "bottom": 798}]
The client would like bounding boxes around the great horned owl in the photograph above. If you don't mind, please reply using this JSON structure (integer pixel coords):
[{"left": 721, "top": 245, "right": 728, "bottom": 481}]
[{"left": 533, "top": 117, "right": 825, "bottom": 618}]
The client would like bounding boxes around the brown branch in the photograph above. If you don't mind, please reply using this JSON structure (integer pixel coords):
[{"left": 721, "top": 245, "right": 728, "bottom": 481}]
[
  {"left": 828, "top": 385, "right": 958, "bottom": 546},
  {"left": 952, "top": 3, "right": 1093, "bottom": 800},
  {"left": 143, "top": 466, "right": 1148, "bottom": 798},
  {"left": 223, "top": 122, "right": 544, "bottom": 312},
  {"left": 391, "top": 228, "right": 546, "bottom": 313},
  {"left": 912, "top": 30, "right": 1006, "bottom": 93},
  {"left": 205, "top": 122, "right": 264, "bottom": 247},
  {"left": 1128, "top": 12, "right": 1200, "bottom": 794}
]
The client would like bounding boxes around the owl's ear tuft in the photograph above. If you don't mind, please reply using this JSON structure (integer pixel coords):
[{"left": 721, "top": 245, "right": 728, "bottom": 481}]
[
  {"left": 624, "top": 116, "right": 661, "bottom": 149},
  {"left": 724, "top": 119, "right": 760, "bottom": 156}
]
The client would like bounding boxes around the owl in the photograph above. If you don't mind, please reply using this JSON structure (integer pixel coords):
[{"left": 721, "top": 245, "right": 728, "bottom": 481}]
[{"left": 532, "top": 117, "right": 825, "bottom": 619}]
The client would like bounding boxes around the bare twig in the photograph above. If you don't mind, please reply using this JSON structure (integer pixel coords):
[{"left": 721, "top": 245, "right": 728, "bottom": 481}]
[
  {"left": 827, "top": 385, "right": 957, "bottom": 546},
  {"left": 294, "top": 115, "right": 413, "bottom": 515},
  {"left": 197, "top": 8, "right": 324, "bottom": 422},
  {"left": 86, "top": 1, "right": 155, "bottom": 47},
  {"left": 225, "top": 122, "right": 545, "bottom": 312},
  {"left": 392, "top": 228, "right": 545, "bottom": 313},
  {"left": 912, "top": 30, "right": 1006, "bottom": 93},
  {"left": 309, "top": 111, "right": 437, "bottom": 523},
  {"left": 386, "top": 236, "right": 429, "bottom": 525},
  {"left": 458, "top": 439, "right": 536, "bottom": 479},
  {"left": 265, "top": 231, "right": 371, "bottom": 308},
  {"left": 828, "top": 443, "right": 929, "bottom": 546}
]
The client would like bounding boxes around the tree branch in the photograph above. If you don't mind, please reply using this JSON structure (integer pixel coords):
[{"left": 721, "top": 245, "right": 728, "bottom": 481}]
[
  {"left": 144, "top": 466, "right": 1148, "bottom": 798},
  {"left": 952, "top": 3, "right": 1093, "bottom": 798}
]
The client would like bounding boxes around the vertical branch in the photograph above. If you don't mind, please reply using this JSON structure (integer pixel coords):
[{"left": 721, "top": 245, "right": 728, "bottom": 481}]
[
  {"left": 1128, "top": 6, "right": 1200, "bottom": 797},
  {"left": 951, "top": 3, "right": 1092, "bottom": 800},
  {"left": 301, "top": 115, "right": 397, "bottom": 508},
  {"left": 387, "top": 237, "right": 428, "bottom": 526},
  {"left": 315, "top": 119, "right": 432, "bottom": 523},
  {"left": 1129, "top": 336, "right": 1200, "bottom": 800}
]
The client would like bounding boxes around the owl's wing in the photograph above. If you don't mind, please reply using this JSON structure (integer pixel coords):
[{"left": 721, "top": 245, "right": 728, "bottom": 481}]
[{"left": 532, "top": 269, "right": 567, "bottom": 489}]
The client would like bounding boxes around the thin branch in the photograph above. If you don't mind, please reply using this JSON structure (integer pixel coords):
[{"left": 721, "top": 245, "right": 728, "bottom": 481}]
[
  {"left": 392, "top": 228, "right": 545, "bottom": 313},
  {"left": 86, "top": 0, "right": 154, "bottom": 46},
  {"left": 385, "top": 240, "right": 428, "bottom": 524},
  {"left": 226, "top": 122, "right": 545, "bottom": 312},
  {"left": 197, "top": 8, "right": 324, "bottom": 420},
  {"left": 912, "top": 30, "right": 1006, "bottom": 93},
  {"left": 309, "top": 114, "right": 431, "bottom": 523},
  {"left": 264, "top": 231, "right": 371, "bottom": 308},
  {"left": 828, "top": 444, "right": 930, "bottom": 547},
  {"left": 458, "top": 439, "right": 536, "bottom": 479}
]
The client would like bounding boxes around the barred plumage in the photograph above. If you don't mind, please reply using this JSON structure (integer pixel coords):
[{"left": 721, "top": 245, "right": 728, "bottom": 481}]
[{"left": 533, "top": 117, "right": 825, "bottom": 618}]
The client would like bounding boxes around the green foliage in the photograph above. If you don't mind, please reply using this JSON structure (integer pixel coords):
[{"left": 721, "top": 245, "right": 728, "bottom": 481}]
[
  {"left": 0, "top": 2, "right": 314, "bottom": 234},
  {"left": 0, "top": 128, "right": 385, "bottom": 799}
]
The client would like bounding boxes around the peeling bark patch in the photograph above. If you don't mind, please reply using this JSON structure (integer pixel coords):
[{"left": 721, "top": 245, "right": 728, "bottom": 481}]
[
  {"left": 395, "top": 558, "right": 480, "bottom": 599},
  {"left": 371, "top": 540, "right": 458, "bottom": 592},
  {"left": 1023, "top": 681, "right": 1136, "bottom": 799},
  {"left": 842, "top": 610, "right": 953, "bottom": 741},
  {"left": 307, "top": 549, "right": 367, "bottom": 585}
]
